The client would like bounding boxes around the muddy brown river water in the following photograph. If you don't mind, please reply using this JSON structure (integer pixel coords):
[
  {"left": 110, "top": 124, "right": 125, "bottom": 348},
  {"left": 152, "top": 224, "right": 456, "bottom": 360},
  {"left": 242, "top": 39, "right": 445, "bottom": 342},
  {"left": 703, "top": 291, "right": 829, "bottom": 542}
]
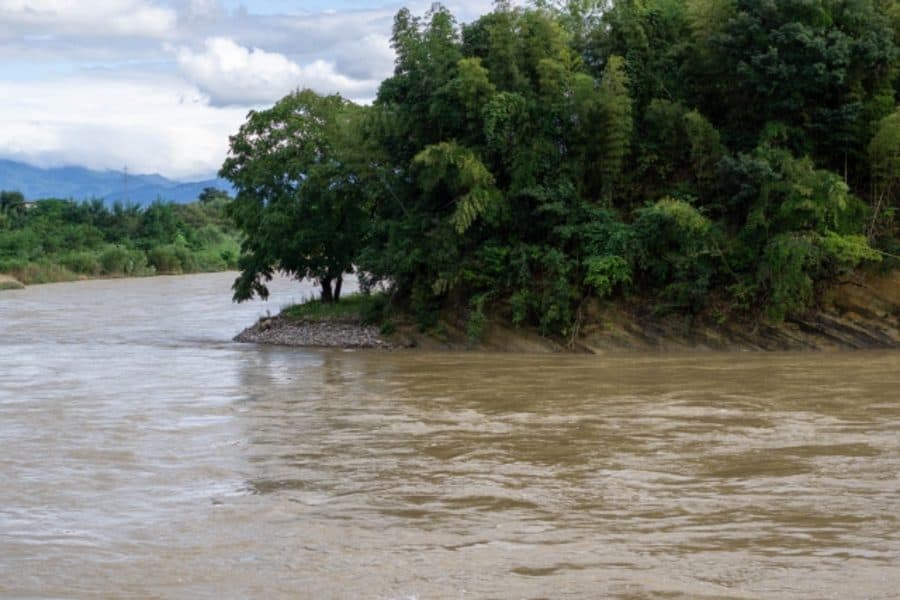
[{"left": 1, "top": 272, "right": 898, "bottom": 599}]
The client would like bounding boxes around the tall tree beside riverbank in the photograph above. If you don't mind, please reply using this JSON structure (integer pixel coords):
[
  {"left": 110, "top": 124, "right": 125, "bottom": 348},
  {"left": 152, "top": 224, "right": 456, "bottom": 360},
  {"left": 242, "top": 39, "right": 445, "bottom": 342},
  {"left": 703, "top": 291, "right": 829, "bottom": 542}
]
[
  {"left": 222, "top": 0, "right": 898, "bottom": 335},
  {"left": 220, "top": 90, "right": 368, "bottom": 303}
]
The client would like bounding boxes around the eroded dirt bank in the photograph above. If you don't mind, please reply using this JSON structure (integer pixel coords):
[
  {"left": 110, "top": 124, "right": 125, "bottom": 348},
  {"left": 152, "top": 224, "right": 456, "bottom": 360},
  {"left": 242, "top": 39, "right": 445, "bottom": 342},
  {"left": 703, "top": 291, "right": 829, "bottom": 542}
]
[
  {"left": 235, "top": 269, "right": 900, "bottom": 352},
  {"left": 577, "top": 269, "right": 899, "bottom": 352}
]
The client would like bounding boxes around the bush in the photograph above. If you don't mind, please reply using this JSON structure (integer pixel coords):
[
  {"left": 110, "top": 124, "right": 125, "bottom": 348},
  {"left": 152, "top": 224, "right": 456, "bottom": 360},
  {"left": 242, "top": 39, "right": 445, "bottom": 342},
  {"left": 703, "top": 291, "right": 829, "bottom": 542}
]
[
  {"left": 59, "top": 251, "right": 100, "bottom": 275},
  {"left": 760, "top": 234, "right": 821, "bottom": 321},
  {"left": 100, "top": 245, "right": 129, "bottom": 274},
  {"left": 504, "top": 245, "right": 575, "bottom": 335},
  {"left": 147, "top": 245, "right": 182, "bottom": 274},
  {"left": 819, "top": 233, "right": 882, "bottom": 272},
  {"left": 193, "top": 237, "right": 240, "bottom": 271},
  {"left": 0, "top": 228, "right": 43, "bottom": 262},
  {"left": 193, "top": 224, "right": 224, "bottom": 245},
  {"left": 175, "top": 245, "right": 198, "bottom": 272},
  {"left": 0, "top": 257, "right": 27, "bottom": 273},
  {"left": 467, "top": 292, "right": 489, "bottom": 343},
  {"left": 584, "top": 255, "right": 632, "bottom": 298},
  {"left": 634, "top": 197, "right": 722, "bottom": 311},
  {"left": 99, "top": 245, "right": 149, "bottom": 275}
]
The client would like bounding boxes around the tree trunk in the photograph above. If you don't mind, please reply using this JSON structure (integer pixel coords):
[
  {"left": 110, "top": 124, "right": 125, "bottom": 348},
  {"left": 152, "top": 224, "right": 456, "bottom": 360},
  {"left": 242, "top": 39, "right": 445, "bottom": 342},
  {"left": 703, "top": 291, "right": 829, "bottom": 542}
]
[
  {"left": 319, "top": 278, "right": 333, "bottom": 303},
  {"left": 333, "top": 276, "right": 342, "bottom": 302}
]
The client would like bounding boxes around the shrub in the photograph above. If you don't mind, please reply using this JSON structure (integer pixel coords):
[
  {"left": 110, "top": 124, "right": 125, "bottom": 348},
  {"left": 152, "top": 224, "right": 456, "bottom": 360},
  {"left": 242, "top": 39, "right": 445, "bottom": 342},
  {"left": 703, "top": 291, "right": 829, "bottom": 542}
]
[
  {"left": 467, "top": 292, "right": 489, "bottom": 343},
  {"left": 760, "top": 234, "right": 821, "bottom": 321},
  {"left": 147, "top": 245, "right": 182, "bottom": 274},
  {"left": 99, "top": 245, "right": 149, "bottom": 275},
  {"left": 634, "top": 197, "right": 722, "bottom": 311},
  {"left": 59, "top": 251, "right": 100, "bottom": 275},
  {"left": 584, "top": 255, "right": 632, "bottom": 298},
  {"left": 99, "top": 245, "right": 130, "bottom": 274}
]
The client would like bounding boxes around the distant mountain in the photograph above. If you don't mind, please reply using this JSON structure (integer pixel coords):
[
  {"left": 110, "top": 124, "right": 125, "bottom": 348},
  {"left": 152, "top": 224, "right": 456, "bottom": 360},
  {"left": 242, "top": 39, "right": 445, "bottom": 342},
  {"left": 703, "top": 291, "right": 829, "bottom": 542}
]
[{"left": 0, "top": 159, "right": 234, "bottom": 205}]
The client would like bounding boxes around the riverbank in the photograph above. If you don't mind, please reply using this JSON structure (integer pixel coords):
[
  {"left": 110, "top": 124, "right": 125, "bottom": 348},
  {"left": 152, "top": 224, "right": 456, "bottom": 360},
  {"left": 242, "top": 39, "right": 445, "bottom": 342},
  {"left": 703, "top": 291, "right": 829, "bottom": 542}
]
[
  {"left": 0, "top": 274, "right": 24, "bottom": 291},
  {"left": 576, "top": 268, "right": 900, "bottom": 351},
  {"left": 233, "top": 294, "right": 394, "bottom": 348},
  {"left": 0, "top": 195, "right": 239, "bottom": 287},
  {"left": 235, "top": 269, "right": 900, "bottom": 352},
  {"left": 0, "top": 265, "right": 237, "bottom": 289},
  {"left": 234, "top": 316, "right": 394, "bottom": 348}
]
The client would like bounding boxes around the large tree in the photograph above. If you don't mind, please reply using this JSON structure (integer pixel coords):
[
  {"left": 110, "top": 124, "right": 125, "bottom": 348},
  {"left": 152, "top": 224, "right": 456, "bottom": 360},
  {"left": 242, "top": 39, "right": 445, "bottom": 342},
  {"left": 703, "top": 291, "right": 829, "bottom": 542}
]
[
  {"left": 220, "top": 89, "right": 366, "bottom": 302},
  {"left": 0, "top": 191, "right": 26, "bottom": 218},
  {"left": 0, "top": 190, "right": 25, "bottom": 230}
]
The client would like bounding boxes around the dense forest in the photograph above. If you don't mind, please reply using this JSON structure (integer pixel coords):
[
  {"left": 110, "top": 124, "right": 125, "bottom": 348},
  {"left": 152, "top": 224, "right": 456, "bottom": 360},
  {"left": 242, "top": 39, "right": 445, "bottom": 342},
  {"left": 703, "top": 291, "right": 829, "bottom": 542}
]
[
  {"left": 0, "top": 189, "right": 239, "bottom": 284},
  {"left": 221, "top": 0, "right": 899, "bottom": 335}
]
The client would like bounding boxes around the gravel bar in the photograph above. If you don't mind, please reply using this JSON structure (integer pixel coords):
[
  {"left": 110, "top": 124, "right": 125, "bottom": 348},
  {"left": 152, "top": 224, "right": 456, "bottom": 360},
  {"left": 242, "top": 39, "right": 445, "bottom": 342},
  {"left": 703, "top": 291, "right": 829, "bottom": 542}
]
[{"left": 234, "top": 317, "right": 394, "bottom": 349}]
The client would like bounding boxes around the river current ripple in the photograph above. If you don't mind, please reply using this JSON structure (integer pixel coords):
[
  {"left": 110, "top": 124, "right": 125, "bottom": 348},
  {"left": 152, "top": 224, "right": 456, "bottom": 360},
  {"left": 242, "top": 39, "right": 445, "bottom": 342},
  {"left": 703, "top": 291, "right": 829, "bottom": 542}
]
[{"left": 1, "top": 272, "right": 898, "bottom": 599}]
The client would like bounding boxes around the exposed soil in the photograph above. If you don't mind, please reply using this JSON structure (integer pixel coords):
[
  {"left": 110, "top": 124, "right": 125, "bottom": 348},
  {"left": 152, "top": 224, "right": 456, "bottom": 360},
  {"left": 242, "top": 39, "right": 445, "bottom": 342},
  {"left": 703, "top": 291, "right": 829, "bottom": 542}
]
[{"left": 234, "top": 269, "right": 900, "bottom": 352}]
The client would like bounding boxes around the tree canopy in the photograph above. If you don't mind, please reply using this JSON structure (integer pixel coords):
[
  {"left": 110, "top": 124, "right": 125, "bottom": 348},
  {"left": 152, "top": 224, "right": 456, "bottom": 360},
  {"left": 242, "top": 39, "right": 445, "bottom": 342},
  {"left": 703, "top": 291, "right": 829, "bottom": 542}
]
[
  {"left": 220, "top": 90, "right": 367, "bottom": 302},
  {"left": 0, "top": 194, "right": 239, "bottom": 284},
  {"left": 221, "top": 0, "right": 898, "bottom": 333}
]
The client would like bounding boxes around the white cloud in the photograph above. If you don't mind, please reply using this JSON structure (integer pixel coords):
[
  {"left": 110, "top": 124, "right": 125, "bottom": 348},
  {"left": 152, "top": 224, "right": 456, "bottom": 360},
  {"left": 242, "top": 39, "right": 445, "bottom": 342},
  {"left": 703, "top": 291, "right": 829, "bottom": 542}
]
[
  {"left": 186, "top": 0, "right": 221, "bottom": 18},
  {"left": 0, "top": 76, "right": 247, "bottom": 179},
  {"left": 318, "top": 32, "right": 395, "bottom": 82},
  {"left": 176, "top": 0, "right": 223, "bottom": 24},
  {"left": 176, "top": 36, "right": 381, "bottom": 105},
  {"left": 0, "top": 1, "right": 503, "bottom": 179},
  {"left": 0, "top": 0, "right": 177, "bottom": 38}
]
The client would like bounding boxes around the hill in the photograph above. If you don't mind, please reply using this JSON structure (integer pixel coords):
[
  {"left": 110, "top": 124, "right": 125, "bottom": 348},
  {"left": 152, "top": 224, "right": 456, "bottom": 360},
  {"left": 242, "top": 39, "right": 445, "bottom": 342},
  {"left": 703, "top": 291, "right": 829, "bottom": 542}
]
[{"left": 0, "top": 159, "right": 233, "bottom": 204}]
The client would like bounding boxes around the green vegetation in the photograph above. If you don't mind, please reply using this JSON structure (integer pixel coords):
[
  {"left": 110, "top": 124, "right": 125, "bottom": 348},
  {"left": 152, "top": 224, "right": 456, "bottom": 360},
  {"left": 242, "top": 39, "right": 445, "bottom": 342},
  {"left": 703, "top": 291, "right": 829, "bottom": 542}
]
[
  {"left": 0, "top": 188, "right": 239, "bottom": 285},
  {"left": 218, "top": 0, "right": 896, "bottom": 337},
  {"left": 280, "top": 293, "right": 387, "bottom": 324},
  {"left": 0, "top": 275, "right": 24, "bottom": 290},
  {"left": 221, "top": 91, "right": 368, "bottom": 303}
]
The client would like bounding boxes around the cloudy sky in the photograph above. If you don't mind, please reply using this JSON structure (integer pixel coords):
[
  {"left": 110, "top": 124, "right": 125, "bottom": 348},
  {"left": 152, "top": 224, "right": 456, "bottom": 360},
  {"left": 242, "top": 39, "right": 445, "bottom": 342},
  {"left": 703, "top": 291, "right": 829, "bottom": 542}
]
[{"left": 0, "top": 0, "right": 495, "bottom": 180}]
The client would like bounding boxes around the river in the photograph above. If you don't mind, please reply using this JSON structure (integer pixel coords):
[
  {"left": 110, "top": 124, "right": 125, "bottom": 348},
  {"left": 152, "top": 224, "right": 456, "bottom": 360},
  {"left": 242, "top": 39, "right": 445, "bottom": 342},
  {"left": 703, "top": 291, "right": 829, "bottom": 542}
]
[{"left": 1, "top": 272, "right": 898, "bottom": 599}]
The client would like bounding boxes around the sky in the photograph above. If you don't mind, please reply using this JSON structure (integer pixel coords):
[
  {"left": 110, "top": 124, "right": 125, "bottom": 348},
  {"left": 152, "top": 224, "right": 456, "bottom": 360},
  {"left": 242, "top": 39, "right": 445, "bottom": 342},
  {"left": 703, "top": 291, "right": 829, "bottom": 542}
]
[{"left": 0, "top": 0, "right": 496, "bottom": 180}]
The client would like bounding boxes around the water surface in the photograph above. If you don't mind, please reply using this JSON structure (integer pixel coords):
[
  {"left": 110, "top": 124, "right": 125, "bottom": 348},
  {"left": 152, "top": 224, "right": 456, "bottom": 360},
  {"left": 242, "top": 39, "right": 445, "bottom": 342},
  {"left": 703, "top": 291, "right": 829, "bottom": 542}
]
[{"left": 1, "top": 273, "right": 898, "bottom": 598}]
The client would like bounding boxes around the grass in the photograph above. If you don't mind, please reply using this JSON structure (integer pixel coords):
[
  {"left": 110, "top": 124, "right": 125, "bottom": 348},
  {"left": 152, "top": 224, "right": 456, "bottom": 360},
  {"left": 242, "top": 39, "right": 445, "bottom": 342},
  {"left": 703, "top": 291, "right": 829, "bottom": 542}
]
[
  {"left": 0, "top": 238, "right": 239, "bottom": 285},
  {"left": 0, "top": 275, "right": 25, "bottom": 290},
  {"left": 8, "top": 262, "right": 81, "bottom": 285},
  {"left": 280, "top": 293, "right": 386, "bottom": 324}
]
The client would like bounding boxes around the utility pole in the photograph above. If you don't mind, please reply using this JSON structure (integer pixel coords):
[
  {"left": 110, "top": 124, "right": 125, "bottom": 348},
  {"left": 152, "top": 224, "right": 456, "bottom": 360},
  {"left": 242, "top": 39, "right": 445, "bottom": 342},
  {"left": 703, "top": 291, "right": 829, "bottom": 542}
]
[{"left": 123, "top": 165, "right": 129, "bottom": 203}]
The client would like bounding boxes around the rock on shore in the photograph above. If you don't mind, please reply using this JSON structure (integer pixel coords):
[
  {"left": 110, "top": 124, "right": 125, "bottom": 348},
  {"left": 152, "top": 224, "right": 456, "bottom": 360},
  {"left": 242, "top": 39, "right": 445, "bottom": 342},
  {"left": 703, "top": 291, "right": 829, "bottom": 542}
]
[{"left": 234, "top": 316, "right": 394, "bottom": 349}]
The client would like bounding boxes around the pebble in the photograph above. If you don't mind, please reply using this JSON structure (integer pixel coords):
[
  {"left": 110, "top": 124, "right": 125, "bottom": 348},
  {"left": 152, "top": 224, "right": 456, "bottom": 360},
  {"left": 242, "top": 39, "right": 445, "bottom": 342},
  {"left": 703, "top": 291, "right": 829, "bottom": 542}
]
[{"left": 234, "top": 317, "right": 394, "bottom": 349}]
